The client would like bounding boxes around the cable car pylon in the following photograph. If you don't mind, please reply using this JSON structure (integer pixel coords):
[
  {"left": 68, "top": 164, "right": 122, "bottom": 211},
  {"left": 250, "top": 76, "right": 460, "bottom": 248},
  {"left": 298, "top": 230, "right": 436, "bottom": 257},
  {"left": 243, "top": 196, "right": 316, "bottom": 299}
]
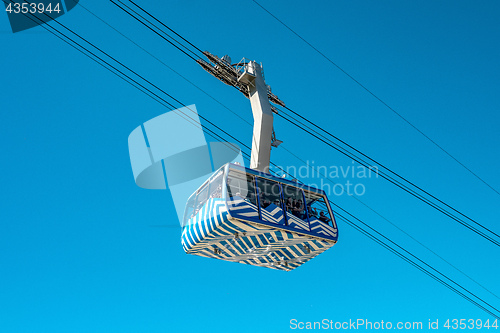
[{"left": 197, "top": 52, "right": 284, "bottom": 172}]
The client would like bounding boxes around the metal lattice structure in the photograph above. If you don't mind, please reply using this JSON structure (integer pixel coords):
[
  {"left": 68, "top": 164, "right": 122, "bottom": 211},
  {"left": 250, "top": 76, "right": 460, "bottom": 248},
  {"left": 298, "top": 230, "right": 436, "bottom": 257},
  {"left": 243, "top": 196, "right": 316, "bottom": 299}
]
[{"left": 197, "top": 51, "right": 285, "bottom": 107}]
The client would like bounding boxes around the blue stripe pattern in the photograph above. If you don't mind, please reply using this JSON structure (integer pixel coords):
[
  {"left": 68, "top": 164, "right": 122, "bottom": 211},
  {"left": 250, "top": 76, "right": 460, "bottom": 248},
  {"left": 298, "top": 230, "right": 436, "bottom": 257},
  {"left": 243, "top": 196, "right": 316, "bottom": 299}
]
[
  {"left": 261, "top": 203, "right": 285, "bottom": 225},
  {"left": 181, "top": 198, "right": 338, "bottom": 271}
]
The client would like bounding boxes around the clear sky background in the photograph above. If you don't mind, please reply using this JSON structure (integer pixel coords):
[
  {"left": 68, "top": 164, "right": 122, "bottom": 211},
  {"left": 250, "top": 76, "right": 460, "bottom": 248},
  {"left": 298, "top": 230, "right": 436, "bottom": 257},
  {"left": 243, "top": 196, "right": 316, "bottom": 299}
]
[{"left": 1, "top": 1, "right": 499, "bottom": 332}]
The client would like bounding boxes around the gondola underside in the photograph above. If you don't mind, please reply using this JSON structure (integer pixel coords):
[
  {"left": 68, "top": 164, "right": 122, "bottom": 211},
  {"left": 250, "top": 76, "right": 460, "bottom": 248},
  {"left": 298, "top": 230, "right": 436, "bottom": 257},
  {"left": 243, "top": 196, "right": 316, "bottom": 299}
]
[{"left": 181, "top": 198, "right": 337, "bottom": 271}]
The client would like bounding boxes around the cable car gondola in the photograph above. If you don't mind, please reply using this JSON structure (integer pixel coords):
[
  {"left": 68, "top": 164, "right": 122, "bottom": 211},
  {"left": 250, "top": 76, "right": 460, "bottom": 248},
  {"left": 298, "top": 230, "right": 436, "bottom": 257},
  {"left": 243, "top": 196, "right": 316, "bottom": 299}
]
[{"left": 182, "top": 163, "right": 338, "bottom": 271}]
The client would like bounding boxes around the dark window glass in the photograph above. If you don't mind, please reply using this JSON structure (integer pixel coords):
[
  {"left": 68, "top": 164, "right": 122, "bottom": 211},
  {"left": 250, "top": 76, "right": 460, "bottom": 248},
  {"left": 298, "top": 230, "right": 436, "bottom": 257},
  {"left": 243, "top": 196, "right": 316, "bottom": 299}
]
[
  {"left": 256, "top": 177, "right": 285, "bottom": 224},
  {"left": 282, "top": 184, "right": 306, "bottom": 221},
  {"left": 304, "top": 191, "right": 332, "bottom": 225},
  {"left": 256, "top": 178, "right": 282, "bottom": 209}
]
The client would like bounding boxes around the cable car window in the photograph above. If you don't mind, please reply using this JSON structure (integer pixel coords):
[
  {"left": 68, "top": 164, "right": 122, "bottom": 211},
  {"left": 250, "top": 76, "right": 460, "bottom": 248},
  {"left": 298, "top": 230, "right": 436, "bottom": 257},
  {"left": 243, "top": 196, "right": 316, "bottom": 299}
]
[
  {"left": 256, "top": 178, "right": 282, "bottom": 209},
  {"left": 304, "top": 191, "right": 332, "bottom": 225},
  {"left": 226, "top": 170, "right": 257, "bottom": 206},
  {"left": 208, "top": 170, "right": 224, "bottom": 199},
  {"left": 282, "top": 184, "right": 306, "bottom": 221},
  {"left": 194, "top": 182, "right": 209, "bottom": 214},
  {"left": 256, "top": 177, "right": 285, "bottom": 224},
  {"left": 183, "top": 192, "right": 197, "bottom": 227}
]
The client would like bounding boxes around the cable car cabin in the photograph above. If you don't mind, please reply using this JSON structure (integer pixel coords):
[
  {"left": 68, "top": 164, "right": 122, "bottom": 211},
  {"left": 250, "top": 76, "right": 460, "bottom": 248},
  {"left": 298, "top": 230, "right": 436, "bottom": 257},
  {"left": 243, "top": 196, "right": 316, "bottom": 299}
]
[{"left": 181, "top": 163, "right": 338, "bottom": 271}]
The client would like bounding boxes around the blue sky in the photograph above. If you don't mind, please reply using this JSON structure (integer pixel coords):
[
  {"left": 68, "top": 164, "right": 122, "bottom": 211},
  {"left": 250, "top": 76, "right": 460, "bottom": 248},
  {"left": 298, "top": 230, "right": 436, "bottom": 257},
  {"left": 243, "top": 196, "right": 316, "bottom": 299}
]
[{"left": 1, "top": 1, "right": 499, "bottom": 332}]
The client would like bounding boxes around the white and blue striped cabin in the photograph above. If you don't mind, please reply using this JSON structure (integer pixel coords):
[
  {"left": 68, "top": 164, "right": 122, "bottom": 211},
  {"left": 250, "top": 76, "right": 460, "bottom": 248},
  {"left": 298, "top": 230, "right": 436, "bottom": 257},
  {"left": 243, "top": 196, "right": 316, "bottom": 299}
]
[{"left": 181, "top": 163, "right": 338, "bottom": 271}]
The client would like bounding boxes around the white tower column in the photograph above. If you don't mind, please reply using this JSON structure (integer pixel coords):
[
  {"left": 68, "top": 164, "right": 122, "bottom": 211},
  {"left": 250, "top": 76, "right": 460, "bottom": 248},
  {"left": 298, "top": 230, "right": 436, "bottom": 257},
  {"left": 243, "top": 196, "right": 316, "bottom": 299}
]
[{"left": 247, "top": 61, "right": 273, "bottom": 172}]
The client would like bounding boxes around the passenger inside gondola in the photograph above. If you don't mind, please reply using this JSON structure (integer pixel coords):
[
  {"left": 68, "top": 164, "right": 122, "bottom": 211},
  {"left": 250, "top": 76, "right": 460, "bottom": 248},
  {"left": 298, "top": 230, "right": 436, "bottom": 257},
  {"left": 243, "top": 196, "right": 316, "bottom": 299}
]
[
  {"left": 308, "top": 205, "right": 318, "bottom": 218},
  {"left": 286, "top": 197, "right": 293, "bottom": 212},
  {"left": 319, "top": 211, "right": 331, "bottom": 224},
  {"left": 261, "top": 197, "right": 271, "bottom": 208},
  {"left": 294, "top": 199, "right": 305, "bottom": 219}
]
